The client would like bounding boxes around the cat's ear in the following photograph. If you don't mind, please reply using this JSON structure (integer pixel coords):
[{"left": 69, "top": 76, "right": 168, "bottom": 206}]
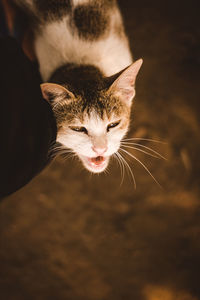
[
  {"left": 108, "top": 59, "right": 143, "bottom": 106},
  {"left": 40, "top": 83, "right": 74, "bottom": 105}
]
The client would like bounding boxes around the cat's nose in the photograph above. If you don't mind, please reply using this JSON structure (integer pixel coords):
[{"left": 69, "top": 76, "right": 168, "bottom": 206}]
[{"left": 92, "top": 146, "right": 107, "bottom": 156}]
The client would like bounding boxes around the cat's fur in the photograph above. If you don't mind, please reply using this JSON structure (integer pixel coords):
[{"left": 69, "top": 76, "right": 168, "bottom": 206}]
[{"left": 14, "top": 0, "right": 143, "bottom": 173}]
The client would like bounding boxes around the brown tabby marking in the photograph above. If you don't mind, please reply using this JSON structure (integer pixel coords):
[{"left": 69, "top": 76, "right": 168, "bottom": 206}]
[
  {"left": 73, "top": 4, "right": 109, "bottom": 40},
  {"left": 53, "top": 91, "right": 129, "bottom": 127},
  {"left": 34, "top": 0, "right": 72, "bottom": 21}
]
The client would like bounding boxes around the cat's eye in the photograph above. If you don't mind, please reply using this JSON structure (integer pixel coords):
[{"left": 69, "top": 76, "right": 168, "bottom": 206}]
[
  {"left": 107, "top": 121, "right": 120, "bottom": 132},
  {"left": 70, "top": 126, "right": 88, "bottom": 134}
]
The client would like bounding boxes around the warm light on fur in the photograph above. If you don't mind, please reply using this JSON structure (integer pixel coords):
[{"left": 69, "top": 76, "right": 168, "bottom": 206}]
[{"left": 14, "top": 0, "right": 143, "bottom": 173}]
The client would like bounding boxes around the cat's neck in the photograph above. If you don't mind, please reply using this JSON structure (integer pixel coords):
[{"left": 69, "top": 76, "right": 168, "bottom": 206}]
[{"left": 34, "top": 15, "right": 132, "bottom": 81}]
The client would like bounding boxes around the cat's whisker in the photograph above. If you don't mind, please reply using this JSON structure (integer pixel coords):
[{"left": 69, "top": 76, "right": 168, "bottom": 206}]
[
  {"left": 49, "top": 148, "right": 65, "bottom": 159},
  {"left": 113, "top": 154, "right": 122, "bottom": 178},
  {"left": 52, "top": 144, "right": 71, "bottom": 151},
  {"left": 62, "top": 153, "right": 76, "bottom": 162},
  {"left": 119, "top": 148, "right": 162, "bottom": 189},
  {"left": 50, "top": 144, "right": 75, "bottom": 160},
  {"left": 48, "top": 141, "right": 58, "bottom": 150},
  {"left": 117, "top": 152, "right": 126, "bottom": 185},
  {"left": 121, "top": 145, "right": 163, "bottom": 159},
  {"left": 122, "top": 137, "right": 167, "bottom": 144},
  {"left": 51, "top": 148, "right": 69, "bottom": 155},
  {"left": 103, "top": 165, "right": 110, "bottom": 175},
  {"left": 48, "top": 142, "right": 60, "bottom": 155},
  {"left": 121, "top": 142, "right": 167, "bottom": 160},
  {"left": 53, "top": 149, "right": 73, "bottom": 155},
  {"left": 117, "top": 152, "right": 137, "bottom": 189},
  {"left": 114, "top": 153, "right": 125, "bottom": 186},
  {"left": 49, "top": 143, "right": 66, "bottom": 151}
]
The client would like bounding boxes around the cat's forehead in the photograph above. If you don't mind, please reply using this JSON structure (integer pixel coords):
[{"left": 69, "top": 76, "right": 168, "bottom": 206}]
[
  {"left": 54, "top": 91, "right": 129, "bottom": 128},
  {"left": 75, "top": 109, "right": 113, "bottom": 127},
  {"left": 93, "top": 92, "right": 125, "bottom": 117},
  {"left": 74, "top": 92, "right": 124, "bottom": 116}
]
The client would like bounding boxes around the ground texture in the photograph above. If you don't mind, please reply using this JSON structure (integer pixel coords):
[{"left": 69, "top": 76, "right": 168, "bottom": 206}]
[{"left": 0, "top": 1, "right": 200, "bottom": 299}]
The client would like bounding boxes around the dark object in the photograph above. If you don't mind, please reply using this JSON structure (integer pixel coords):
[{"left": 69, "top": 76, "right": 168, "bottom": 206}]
[{"left": 0, "top": 37, "right": 57, "bottom": 199}]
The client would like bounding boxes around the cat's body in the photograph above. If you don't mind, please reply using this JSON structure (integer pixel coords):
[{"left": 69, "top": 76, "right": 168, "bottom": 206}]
[
  {"left": 15, "top": 0, "right": 132, "bottom": 80},
  {"left": 14, "top": 0, "right": 142, "bottom": 173}
]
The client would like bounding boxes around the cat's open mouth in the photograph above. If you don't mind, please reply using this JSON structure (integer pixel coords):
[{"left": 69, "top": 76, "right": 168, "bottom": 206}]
[
  {"left": 90, "top": 156, "right": 105, "bottom": 165},
  {"left": 80, "top": 155, "right": 109, "bottom": 173}
]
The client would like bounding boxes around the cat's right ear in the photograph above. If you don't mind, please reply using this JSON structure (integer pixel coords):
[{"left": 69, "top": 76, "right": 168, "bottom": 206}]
[
  {"left": 108, "top": 59, "right": 143, "bottom": 107},
  {"left": 40, "top": 83, "right": 74, "bottom": 105}
]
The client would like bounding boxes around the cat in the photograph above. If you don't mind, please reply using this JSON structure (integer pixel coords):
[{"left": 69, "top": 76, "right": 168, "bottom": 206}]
[{"left": 13, "top": 0, "right": 143, "bottom": 173}]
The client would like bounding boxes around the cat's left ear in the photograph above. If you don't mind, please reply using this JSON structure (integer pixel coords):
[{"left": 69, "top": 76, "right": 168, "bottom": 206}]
[
  {"left": 40, "top": 83, "right": 75, "bottom": 106},
  {"left": 108, "top": 59, "right": 143, "bottom": 107}
]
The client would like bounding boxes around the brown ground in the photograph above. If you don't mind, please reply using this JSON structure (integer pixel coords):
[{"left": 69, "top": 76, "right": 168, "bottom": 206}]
[{"left": 0, "top": 1, "right": 200, "bottom": 299}]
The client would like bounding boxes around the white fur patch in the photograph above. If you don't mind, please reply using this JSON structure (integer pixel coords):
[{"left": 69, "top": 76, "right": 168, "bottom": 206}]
[
  {"left": 34, "top": 9, "right": 132, "bottom": 80},
  {"left": 72, "top": 0, "right": 90, "bottom": 6}
]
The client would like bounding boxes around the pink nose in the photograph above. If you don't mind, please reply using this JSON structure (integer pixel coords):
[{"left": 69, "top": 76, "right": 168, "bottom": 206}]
[{"left": 92, "top": 146, "right": 107, "bottom": 156}]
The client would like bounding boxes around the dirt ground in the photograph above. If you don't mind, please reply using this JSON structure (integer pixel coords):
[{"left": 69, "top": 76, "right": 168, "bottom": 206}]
[{"left": 0, "top": 1, "right": 200, "bottom": 299}]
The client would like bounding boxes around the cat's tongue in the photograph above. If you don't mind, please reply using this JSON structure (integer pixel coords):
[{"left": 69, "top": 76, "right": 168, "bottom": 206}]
[{"left": 90, "top": 156, "right": 105, "bottom": 166}]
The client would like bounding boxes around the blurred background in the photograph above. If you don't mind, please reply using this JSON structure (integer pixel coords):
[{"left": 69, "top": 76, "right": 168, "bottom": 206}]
[{"left": 0, "top": 0, "right": 200, "bottom": 299}]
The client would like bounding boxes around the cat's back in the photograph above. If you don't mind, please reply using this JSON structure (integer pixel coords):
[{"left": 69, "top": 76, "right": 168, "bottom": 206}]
[{"left": 26, "top": 0, "right": 132, "bottom": 80}]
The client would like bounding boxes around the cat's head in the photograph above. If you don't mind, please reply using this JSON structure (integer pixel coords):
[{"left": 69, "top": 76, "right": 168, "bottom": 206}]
[{"left": 41, "top": 59, "right": 143, "bottom": 173}]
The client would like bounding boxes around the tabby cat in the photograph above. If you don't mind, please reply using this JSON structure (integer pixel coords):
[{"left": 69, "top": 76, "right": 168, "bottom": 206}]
[{"left": 14, "top": 0, "right": 142, "bottom": 173}]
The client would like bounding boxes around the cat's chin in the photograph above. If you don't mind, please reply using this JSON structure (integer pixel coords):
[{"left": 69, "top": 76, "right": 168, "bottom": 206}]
[{"left": 80, "top": 155, "right": 109, "bottom": 173}]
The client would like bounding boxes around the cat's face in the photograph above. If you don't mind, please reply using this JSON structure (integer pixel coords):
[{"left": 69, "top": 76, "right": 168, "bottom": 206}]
[
  {"left": 56, "top": 99, "right": 130, "bottom": 173},
  {"left": 41, "top": 59, "right": 142, "bottom": 173}
]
